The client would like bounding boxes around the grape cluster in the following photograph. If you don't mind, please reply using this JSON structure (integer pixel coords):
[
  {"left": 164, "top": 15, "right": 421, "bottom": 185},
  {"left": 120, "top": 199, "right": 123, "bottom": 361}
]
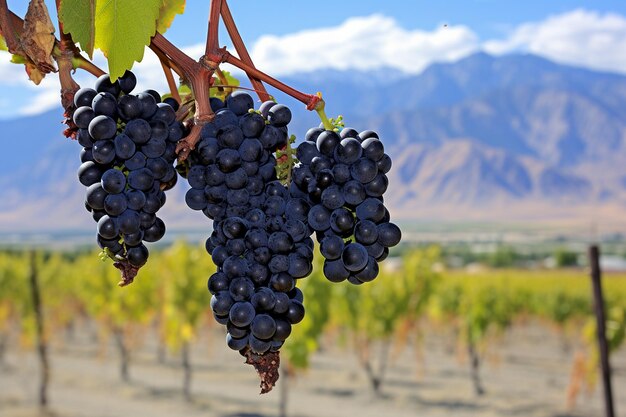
[
  {"left": 291, "top": 127, "right": 401, "bottom": 284},
  {"left": 184, "top": 93, "right": 314, "bottom": 355},
  {"left": 75, "top": 71, "right": 182, "bottom": 273}
]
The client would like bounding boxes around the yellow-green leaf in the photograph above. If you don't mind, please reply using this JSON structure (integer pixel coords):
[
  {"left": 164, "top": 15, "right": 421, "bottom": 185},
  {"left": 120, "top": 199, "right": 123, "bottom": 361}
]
[
  {"left": 157, "top": 0, "right": 186, "bottom": 33},
  {"left": 59, "top": 0, "right": 95, "bottom": 57},
  {"left": 0, "top": 34, "right": 7, "bottom": 51},
  {"left": 94, "top": 0, "right": 162, "bottom": 80}
]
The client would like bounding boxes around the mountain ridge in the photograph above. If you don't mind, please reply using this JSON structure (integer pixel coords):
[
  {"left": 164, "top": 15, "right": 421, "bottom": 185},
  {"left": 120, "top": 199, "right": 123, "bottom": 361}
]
[{"left": 1, "top": 52, "right": 626, "bottom": 232}]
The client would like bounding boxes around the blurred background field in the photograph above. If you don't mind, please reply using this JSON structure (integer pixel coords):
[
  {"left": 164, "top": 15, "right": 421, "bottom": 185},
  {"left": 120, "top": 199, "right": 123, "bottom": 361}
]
[
  {"left": 1, "top": 241, "right": 625, "bottom": 417},
  {"left": 3, "top": 1, "right": 626, "bottom": 416}
]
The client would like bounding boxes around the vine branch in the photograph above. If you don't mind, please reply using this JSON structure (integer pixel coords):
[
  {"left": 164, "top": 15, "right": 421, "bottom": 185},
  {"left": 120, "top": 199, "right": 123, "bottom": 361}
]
[
  {"left": 150, "top": 44, "right": 183, "bottom": 78},
  {"left": 160, "top": 55, "right": 181, "bottom": 104},
  {"left": 220, "top": 0, "right": 270, "bottom": 102},
  {"left": 224, "top": 52, "right": 321, "bottom": 110},
  {"left": 206, "top": 0, "right": 222, "bottom": 56},
  {"left": 0, "top": 0, "right": 21, "bottom": 54}
]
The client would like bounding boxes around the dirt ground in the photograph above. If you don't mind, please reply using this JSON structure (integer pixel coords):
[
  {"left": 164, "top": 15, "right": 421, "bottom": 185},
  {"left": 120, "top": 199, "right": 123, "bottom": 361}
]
[{"left": 0, "top": 323, "right": 624, "bottom": 417}]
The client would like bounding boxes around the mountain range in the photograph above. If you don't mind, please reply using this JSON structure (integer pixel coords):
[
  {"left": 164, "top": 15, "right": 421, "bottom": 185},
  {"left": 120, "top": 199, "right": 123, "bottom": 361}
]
[{"left": 1, "top": 52, "right": 626, "bottom": 233}]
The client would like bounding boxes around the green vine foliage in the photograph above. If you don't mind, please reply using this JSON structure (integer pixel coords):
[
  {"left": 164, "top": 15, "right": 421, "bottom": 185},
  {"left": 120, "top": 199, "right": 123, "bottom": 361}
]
[{"left": 58, "top": 0, "right": 186, "bottom": 79}]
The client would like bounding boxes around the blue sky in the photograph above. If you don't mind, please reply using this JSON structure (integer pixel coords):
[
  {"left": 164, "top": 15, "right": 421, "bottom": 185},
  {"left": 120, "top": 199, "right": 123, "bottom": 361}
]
[{"left": 1, "top": 0, "right": 626, "bottom": 119}]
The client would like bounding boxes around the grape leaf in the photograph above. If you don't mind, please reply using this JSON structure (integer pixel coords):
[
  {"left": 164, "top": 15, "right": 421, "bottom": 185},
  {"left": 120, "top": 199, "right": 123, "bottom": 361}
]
[
  {"left": 94, "top": 0, "right": 162, "bottom": 80},
  {"left": 0, "top": 34, "right": 7, "bottom": 51},
  {"left": 10, "top": 54, "right": 46, "bottom": 85},
  {"left": 22, "top": 0, "right": 56, "bottom": 73},
  {"left": 59, "top": 0, "right": 96, "bottom": 57},
  {"left": 157, "top": 0, "right": 186, "bottom": 33},
  {"left": 24, "top": 62, "right": 46, "bottom": 85}
]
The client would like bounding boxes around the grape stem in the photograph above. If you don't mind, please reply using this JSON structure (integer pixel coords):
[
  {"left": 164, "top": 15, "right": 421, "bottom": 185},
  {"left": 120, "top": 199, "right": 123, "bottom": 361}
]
[
  {"left": 0, "top": 0, "right": 21, "bottom": 54},
  {"left": 314, "top": 94, "right": 334, "bottom": 130},
  {"left": 151, "top": 32, "right": 216, "bottom": 160},
  {"left": 219, "top": 0, "right": 270, "bottom": 102},
  {"left": 205, "top": 0, "right": 222, "bottom": 56},
  {"left": 159, "top": 55, "right": 182, "bottom": 104},
  {"left": 224, "top": 52, "right": 321, "bottom": 110},
  {"left": 54, "top": 0, "right": 81, "bottom": 111}
]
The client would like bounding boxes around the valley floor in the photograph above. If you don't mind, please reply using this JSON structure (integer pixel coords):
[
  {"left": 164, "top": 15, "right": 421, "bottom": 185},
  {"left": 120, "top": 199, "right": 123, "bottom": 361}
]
[{"left": 0, "top": 323, "right": 625, "bottom": 417}]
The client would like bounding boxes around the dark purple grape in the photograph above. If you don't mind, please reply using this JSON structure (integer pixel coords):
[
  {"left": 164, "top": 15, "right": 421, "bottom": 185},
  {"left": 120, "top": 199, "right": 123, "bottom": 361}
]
[
  {"left": 377, "top": 222, "right": 402, "bottom": 247},
  {"left": 226, "top": 91, "right": 254, "bottom": 116},
  {"left": 211, "top": 291, "right": 235, "bottom": 316},
  {"left": 356, "top": 198, "right": 386, "bottom": 222},
  {"left": 251, "top": 314, "right": 277, "bottom": 340},
  {"left": 226, "top": 334, "right": 248, "bottom": 351},
  {"left": 361, "top": 137, "right": 385, "bottom": 161},
  {"left": 354, "top": 256, "right": 379, "bottom": 283},
  {"left": 217, "top": 148, "right": 241, "bottom": 173},
  {"left": 92, "top": 140, "right": 116, "bottom": 165},
  {"left": 273, "top": 318, "right": 292, "bottom": 341},
  {"left": 286, "top": 301, "right": 305, "bottom": 324},
  {"left": 73, "top": 106, "right": 95, "bottom": 129},
  {"left": 330, "top": 208, "right": 355, "bottom": 234},
  {"left": 229, "top": 301, "right": 256, "bottom": 327},
  {"left": 351, "top": 158, "right": 378, "bottom": 184},
  {"left": 74, "top": 88, "right": 97, "bottom": 107},
  {"left": 320, "top": 235, "right": 344, "bottom": 260},
  {"left": 118, "top": 95, "right": 142, "bottom": 120},
  {"left": 334, "top": 138, "right": 362, "bottom": 164},
  {"left": 86, "top": 183, "right": 108, "bottom": 211},
  {"left": 125, "top": 119, "right": 151, "bottom": 145},
  {"left": 185, "top": 188, "right": 207, "bottom": 210},
  {"left": 239, "top": 138, "right": 263, "bottom": 162},
  {"left": 208, "top": 272, "right": 229, "bottom": 295},
  {"left": 104, "top": 193, "right": 127, "bottom": 216},
  {"left": 342, "top": 243, "right": 369, "bottom": 272},
  {"left": 377, "top": 154, "right": 392, "bottom": 174},
  {"left": 88, "top": 115, "right": 117, "bottom": 140},
  {"left": 321, "top": 185, "right": 345, "bottom": 210},
  {"left": 355, "top": 220, "right": 379, "bottom": 245},
  {"left": 118, "top": 209, "right": 141, "bottom": 234},
  {"left": 252, "top": 288, "right": 276, "bottom": 311},
  {"left": 114, "top": 134, "right": 136, "bottom": 159},
  {"left": 307, "top": 204, "right": 331, "bottom": 231},
  {"left": 249, "top": 334, "right": 271, "bottom": 354},
  {"left": 97, "top": 215, "right": 119, "bottom": 240},
  {"left": 127, "top": 168, "right": 154, "bottom": 191},
  {"left": 316, "top": 130, "right": 340, "bottom": 156},
  {"left": 270, "top": 272, "right": 295, "bottom": 292},
  {"left": 143, "top": 217, "right": 166, "bottom": 242},
  {"left": 332, "top": 164, "right": 351, "bottom": 184},
  {"left": 100, "top": 169, "right": 126, "bottom": 194},
  {"left": 126, "top": 152, "right": 147, "bottom": 170},
  {"left": 138, "top": 92, "right": 157, "bottom": 119},
  {"left": 229, "top": 277, "right": 255, "bottom": 302},
  {"left": 267, "top": 104, "right": 291, "bottom": 127},
  {"left": 239, "top": 112, "right": 265, "bottom": 137}
]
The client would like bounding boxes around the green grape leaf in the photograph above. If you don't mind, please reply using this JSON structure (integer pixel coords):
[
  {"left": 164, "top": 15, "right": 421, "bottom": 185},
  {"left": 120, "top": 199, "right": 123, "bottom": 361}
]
[
  {"left": 94, "top": 0, "right": 162, "bottom": 80},
  {"left": 157, "top": 0, "right": 186, "bottom": 33},
  {"left": 59, "top": 0, "right": 96, "bottom": 57},
  {"left": 0, "top": 34, "right": 7, "bottom": 51}
]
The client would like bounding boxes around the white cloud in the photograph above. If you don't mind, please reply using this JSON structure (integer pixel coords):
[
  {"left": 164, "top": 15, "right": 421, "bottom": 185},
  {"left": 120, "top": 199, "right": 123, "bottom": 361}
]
[
  {"left": 483, "top": 9, "right": 626, "bottom": 74},
  {"left": 250, "top": 14, "right": 479, "bottom": 75},
  {"left": 3, "top": 9, "right": 626, "bottom": 119}
]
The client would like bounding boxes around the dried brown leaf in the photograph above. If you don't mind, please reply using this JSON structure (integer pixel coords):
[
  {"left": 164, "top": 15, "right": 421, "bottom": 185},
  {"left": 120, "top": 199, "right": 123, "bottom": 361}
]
[{"left": 22, "top": 0, "right": 56, "bottom": 73}]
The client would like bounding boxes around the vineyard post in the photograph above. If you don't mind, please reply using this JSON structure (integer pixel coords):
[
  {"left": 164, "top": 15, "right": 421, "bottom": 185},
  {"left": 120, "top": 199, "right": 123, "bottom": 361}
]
[
  {"left": 28, "top": 251, "right": 49, "bottom": 407},
  {"left": 588, "top": 245, "right": 615, "bottom": 417}
]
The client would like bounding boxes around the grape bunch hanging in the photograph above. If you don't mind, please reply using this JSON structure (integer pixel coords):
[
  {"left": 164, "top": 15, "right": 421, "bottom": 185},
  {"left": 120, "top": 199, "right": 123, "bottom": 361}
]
[
  {"left": 57, "top": 0, "right": 403, "bottom": 394},
  {"left": 75, "top": 71, "right": 183, "bottom": 284}
]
